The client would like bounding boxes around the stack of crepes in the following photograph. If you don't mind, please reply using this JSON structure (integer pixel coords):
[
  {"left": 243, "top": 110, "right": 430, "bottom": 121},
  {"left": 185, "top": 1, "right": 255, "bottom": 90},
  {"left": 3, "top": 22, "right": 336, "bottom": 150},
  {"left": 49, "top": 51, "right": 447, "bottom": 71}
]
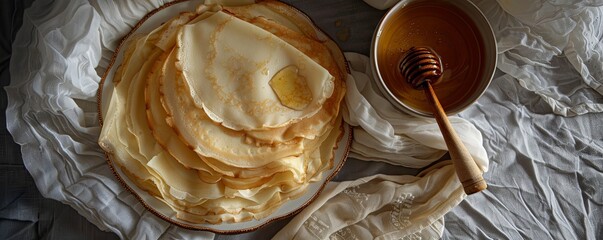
[{"left": 98, "top": 1, "right": 347, "bottom": 224}]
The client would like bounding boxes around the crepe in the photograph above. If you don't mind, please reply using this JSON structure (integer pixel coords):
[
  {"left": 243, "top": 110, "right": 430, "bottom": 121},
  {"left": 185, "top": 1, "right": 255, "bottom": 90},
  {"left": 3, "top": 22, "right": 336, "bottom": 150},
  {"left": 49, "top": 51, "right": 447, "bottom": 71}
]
[
  {"left": 98, "top": 1, "right": 347, "bottom": 224},
  {"left": 177, "top": 10, "right": 334, "bottom": 131}
]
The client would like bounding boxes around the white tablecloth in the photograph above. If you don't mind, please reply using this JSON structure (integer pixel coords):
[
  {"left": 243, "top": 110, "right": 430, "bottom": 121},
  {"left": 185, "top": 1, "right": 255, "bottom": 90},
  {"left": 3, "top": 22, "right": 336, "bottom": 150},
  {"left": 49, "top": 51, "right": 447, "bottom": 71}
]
[{"left": 5, "top": 0, "right": 602, "bottom": 239}]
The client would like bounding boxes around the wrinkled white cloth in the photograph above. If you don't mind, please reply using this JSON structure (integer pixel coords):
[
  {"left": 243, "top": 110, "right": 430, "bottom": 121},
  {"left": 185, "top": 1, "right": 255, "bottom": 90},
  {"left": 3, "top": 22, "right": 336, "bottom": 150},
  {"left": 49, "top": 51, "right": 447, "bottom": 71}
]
[
  {"left": 363, "top": 0, "right": 603, "bottom": 239},
  {"left": 25, "top": 0, "right": 603, "bottom": 239},
  {"left": 490, "top": 0, "right": 603, "bottom": 116},
  {"left": 365, "top": 0, "right": 603, "bottom": 116},
  {"left": 274, "top": 162, "right": 461, "bottom": 240},
  {"left": 6, "top": 0, "right": 489, "bottom": 238}
]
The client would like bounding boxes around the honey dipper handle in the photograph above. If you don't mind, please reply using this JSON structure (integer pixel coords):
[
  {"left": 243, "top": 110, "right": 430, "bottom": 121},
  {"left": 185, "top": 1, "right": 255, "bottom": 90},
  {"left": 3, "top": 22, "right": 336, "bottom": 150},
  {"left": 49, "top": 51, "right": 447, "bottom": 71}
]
[{"left": 424, "top": 82, "right": 487, "bottom": 195}]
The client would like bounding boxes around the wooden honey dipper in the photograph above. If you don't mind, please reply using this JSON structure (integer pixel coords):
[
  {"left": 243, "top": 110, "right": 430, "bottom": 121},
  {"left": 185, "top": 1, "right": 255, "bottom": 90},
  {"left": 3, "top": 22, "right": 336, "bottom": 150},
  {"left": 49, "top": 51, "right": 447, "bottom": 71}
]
[{"left": 400, "top": 47, "right": 487, "bottom": 195}]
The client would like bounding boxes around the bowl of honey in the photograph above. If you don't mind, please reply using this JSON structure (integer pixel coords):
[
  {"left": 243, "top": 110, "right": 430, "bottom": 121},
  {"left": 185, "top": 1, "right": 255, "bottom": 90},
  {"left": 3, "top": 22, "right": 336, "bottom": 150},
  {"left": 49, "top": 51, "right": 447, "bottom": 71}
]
[{"left": 370, "top": 0, "right": 497, "bottom": 118}]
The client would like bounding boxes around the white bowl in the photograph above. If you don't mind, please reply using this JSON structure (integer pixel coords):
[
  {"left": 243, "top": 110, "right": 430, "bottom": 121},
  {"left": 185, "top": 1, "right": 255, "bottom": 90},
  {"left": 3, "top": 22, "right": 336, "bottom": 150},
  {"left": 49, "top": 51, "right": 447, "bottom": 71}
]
[{"left": 370, "top": 0, "right": 497, "bottom": 117}]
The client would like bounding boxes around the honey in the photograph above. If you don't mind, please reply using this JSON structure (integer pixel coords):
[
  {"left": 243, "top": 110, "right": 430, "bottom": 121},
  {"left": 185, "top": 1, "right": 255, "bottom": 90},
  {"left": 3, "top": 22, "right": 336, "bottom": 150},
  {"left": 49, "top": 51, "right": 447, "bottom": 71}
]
[
  {"left": 376, "top": 0, "right": 485, "bottom": 113},
  {"left": 270, "top": 65, "right": 313, "bottom": 110}
]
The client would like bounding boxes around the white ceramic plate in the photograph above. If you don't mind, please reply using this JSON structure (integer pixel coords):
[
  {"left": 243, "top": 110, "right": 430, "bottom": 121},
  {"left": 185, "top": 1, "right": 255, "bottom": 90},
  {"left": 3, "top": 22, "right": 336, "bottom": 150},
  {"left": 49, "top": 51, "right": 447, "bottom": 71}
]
[{"left": 97, "top": 0, "right": 351, "bottom": 234}]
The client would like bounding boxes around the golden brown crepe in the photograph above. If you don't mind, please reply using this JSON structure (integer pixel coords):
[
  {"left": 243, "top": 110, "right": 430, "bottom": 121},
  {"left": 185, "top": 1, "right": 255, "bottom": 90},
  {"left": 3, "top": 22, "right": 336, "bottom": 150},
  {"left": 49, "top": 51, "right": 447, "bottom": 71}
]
[{"left": 98, "top": 1, "right": 346, "bottom": 224}]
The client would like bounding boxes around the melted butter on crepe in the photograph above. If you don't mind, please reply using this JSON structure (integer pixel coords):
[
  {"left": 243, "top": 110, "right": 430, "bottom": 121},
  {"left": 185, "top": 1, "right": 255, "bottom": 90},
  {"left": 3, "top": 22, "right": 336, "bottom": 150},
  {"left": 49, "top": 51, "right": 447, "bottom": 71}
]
[
  {"left": 239, "top": 15, "right": 346, "bottom": 144},
  {"left": 269, "top": 65, "right": 313, "bottom": 110},
  {"left": 177, "top": 11, "right": 334, "bottom": 131}
]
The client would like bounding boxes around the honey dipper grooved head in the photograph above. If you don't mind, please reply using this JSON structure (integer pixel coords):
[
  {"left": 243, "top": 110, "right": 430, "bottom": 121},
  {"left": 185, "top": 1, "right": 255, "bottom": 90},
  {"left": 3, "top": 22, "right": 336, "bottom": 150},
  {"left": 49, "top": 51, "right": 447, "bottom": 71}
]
[{"left": 399, "top": 47, "right": 443, "bottom": 89}]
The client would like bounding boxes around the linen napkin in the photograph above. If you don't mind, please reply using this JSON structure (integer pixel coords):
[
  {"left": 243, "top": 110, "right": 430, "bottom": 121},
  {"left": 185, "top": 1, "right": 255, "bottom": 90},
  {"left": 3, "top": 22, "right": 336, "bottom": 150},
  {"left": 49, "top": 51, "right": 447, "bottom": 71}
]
[{"left": 274, "top": 162, "right": 460, "bottom": 240}]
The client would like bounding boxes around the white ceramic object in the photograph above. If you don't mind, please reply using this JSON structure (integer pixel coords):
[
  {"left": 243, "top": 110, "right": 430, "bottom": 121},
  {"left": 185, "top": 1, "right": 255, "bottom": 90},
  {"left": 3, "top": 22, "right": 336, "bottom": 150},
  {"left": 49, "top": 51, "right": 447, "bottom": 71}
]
[
  {"left": 370, "top": 0, "right": 497, "bottom": 118},
  {"left": 97, "top": 0, "right": 351, "bottom": 233}
]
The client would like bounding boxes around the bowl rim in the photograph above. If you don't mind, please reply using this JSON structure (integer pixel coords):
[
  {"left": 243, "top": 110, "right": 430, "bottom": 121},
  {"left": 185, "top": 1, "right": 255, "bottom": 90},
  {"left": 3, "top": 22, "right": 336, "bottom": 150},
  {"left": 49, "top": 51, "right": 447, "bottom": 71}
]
[{"left": 370, "top": 0, "right": 498, "bottom": 118}]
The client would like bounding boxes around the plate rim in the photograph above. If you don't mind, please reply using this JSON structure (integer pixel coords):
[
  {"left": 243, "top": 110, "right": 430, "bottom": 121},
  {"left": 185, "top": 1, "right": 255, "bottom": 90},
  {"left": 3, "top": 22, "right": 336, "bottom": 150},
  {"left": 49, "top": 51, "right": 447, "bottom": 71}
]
[
  {"left": 101, "top": 126, "right": 351, "bottom": 234},
  {"left": 95, "top": 0, "right": 352, "bottom": 234}
]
